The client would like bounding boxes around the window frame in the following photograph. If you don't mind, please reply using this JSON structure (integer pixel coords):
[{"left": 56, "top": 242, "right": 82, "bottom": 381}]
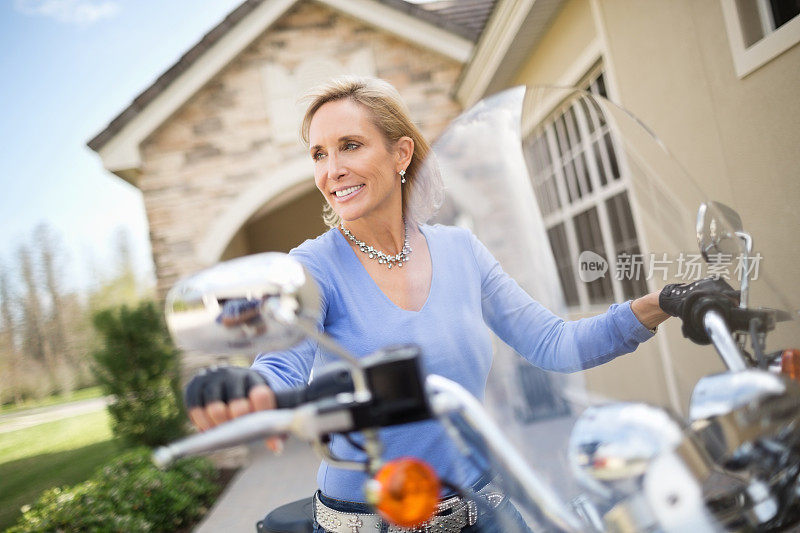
[
  {"left": 721, "top": 0, "right": 800, "bottom": 78},
  {"left": 523, "top": 65, "right": 648, "bottom": 313}
]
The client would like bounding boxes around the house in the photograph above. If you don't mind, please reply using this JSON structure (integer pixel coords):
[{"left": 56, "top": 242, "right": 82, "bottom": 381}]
[{"left": 89, "top": 0, "right": 800, "bottom": 414}]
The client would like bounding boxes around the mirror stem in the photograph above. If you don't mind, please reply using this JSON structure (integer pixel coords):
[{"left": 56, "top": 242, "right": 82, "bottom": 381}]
[
  {"left": 294, "top": 316, "right": 370, "bottom": 399},
  {"left": 735, "top": 231, "right": 752, "bottom": 308}
]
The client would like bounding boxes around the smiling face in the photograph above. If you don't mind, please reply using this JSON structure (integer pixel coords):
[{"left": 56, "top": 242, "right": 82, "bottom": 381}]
[{"left": 308, "top": 98, "right": 408, "bottom": 225}]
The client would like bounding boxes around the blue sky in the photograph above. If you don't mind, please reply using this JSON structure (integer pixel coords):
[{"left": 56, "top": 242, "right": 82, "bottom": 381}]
[{"left": 0, "top": 0, "right": 244, "bottom": 291}]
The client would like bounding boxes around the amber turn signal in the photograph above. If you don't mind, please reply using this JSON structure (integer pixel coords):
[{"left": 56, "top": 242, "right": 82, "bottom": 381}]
[
  {"left": 781, "top": 349, "right": 800, "bottom": 382},
  {"left": 367, "top": 457, "right": 441, "bottom": 528}
]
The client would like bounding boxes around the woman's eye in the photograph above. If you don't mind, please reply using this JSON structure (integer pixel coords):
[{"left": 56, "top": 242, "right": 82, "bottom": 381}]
[
  {"left": 344, "top": 142, "right": 359, "bottom": 151},
  {"left": 312, "top": 151, "right": 325, "bottom": 161}
]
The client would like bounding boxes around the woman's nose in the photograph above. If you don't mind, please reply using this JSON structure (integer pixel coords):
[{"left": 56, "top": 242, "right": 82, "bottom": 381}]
[{"left": 327, "top": 154, "right": 346, "bottom": 181}]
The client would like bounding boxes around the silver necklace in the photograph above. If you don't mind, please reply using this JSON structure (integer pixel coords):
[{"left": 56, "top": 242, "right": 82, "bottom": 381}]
[{"left": 340, "top": 221, "right": 412, "bottom": 269}]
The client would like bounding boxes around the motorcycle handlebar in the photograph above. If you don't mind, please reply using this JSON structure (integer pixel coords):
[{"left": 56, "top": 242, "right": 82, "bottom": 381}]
[
  {"left": 153, "top": 409, "right": 297, "bottom": 468},
  {"left": 702, "top": 309, "right": 748, "bottom": 371},
  {"left": 156, "top": 374, "right": 585, "bottom": 533}
]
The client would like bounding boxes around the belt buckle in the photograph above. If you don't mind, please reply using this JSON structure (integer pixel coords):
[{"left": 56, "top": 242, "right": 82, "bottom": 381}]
[
  {"left": 392, "top": 494, "right": 484, "bottom": 533},
  {"left": 437, "top": 494, "right": 461, "bottom": 513}
]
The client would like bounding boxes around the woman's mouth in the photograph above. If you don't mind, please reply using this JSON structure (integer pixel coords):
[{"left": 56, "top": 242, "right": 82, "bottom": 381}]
[{"left": 333, "top": 184, "right": 364, "bottom": 200}]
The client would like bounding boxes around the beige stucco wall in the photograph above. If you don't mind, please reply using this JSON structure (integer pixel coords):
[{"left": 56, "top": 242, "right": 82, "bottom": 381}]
[
  {"left": 596, "top": 0, "right": 800, "bottom": 346},
  {"left": 138, "top": 0, "right": 464, "bottom": 298}
]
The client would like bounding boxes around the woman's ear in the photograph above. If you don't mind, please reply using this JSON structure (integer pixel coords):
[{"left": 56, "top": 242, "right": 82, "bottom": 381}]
[{"left": 394, "top": 136, "right": 414, "bottom": 171}]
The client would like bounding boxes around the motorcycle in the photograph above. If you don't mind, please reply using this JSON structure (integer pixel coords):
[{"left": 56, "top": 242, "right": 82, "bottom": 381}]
[{"left": 154, "top": 85, "right": 799, "bottom": 532}]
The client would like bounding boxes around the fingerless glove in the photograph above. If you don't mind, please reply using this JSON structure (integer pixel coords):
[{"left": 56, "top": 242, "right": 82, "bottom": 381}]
[
  {"left": 659, "top": 277, "right": 740, "bottom": 317},
  {"left": 184, "top": 366, "right": 268, "bottom": 409}
]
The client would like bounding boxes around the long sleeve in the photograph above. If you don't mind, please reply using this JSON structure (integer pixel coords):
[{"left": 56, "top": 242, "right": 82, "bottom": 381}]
[
  {"left": 251, "top": 246, "right": 330, "bottom": 391},
  {"left": 468, "top": 231, "right": 654, "bottom": 373}
]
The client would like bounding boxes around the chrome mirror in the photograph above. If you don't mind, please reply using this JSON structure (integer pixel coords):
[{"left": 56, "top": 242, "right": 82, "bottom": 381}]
[
  {"left": 697, "top": 202, "right": 753, "bottom": 307},
  {"left": 696, "top": 201, "right": 745, "bottom": 262},
  {"left": 568, "top": 403, "right": 684, "bottom": 495},
  {"left": 165, "top": 253, "right": 321, "bottom": 354},
  {"left": 165, "top": 253, "right": 369, "bottom": 396}
]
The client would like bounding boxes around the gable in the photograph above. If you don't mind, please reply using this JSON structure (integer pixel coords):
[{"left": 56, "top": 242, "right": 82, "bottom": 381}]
[
  {"left": 140, "top": 0, "right": 465, "bottom": 188},
  {"left": 89, "top": 0, "right": 473, "bottom": 185}
]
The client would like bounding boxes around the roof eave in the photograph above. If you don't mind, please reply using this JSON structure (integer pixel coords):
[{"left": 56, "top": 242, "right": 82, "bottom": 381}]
[
  {"left": 455, "top": 0, "right": 565, "bottom": 107},
  {"left": 114, "top": 167, "right": 142, "bottom": 187}
]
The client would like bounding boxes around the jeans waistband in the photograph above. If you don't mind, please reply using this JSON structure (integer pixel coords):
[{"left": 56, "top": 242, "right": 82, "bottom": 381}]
[{"left": 316, "top": 491, "right": 373, "bottom": 514}]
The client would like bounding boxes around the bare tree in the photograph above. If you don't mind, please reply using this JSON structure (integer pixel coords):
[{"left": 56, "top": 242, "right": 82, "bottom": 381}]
[
  {"left": 88, "top": 227, "right": 142, "bottom": 312},
  {"left": 0, "top": 263, "right": 23, "bottom": 404},
  {"left": 17, "top": 243, "right": 62, "bottom": 395},
  {"left": 113, "top": 226, "right": 135, "bottom": 278},
  {"left": 34, "top": 223, "right": 76, "bottom": 395},
  {"left": 18, "top": 245, "right": 46, "bottom": 363}
]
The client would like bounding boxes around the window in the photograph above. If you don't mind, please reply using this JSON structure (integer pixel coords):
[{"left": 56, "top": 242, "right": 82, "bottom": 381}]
[
  {"left": 722, "top": 0, "right": 800, "bottom": 77},
  {"left": 736, "top": 0, "right": 800, "bottom": 45},
  {"left": 523, "top": 69, "right": 648, "bottom": 310}
]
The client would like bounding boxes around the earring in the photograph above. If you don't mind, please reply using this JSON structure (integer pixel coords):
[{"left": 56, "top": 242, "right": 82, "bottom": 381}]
[{"left": 399, "top": 169, "right": 406, "bottom": 184}]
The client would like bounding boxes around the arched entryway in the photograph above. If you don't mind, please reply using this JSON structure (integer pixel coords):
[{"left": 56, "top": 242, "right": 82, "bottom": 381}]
[
  {"left": 220, "top": 184, "right": 328, "bottom": 260},
  {"left": 197, "top": 157, "right": 329, "bottom": 264}
]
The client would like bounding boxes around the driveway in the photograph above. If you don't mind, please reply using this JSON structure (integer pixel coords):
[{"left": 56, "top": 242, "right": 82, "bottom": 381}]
[{"left": 195, "top": 440, "right": 319, "bottom": 532}]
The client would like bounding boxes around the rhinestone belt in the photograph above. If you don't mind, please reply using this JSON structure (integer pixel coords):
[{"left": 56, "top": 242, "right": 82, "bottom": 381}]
[{"left": 313, "top": 485, "right": 505, "bottom": 533}]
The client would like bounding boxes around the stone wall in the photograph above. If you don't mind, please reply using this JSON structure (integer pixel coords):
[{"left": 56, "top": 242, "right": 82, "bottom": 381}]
[{"left": 139, "top": 0, "right": 464, "bottom": 298}]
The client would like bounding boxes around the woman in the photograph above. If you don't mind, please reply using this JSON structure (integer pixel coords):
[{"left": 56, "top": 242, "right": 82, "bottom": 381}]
[{"left": 186, "top": 76, "right": 679, "bottom": 532}]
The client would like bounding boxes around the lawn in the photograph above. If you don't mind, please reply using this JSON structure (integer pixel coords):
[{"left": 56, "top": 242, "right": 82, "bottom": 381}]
[{"left": 0, "top": 409, "right": 120, "bottom": 530}]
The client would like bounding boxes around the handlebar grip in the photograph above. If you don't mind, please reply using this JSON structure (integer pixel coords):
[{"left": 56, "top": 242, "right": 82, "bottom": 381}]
[
  {"left": 274, "top": 388, "right": 307, "bottom": 409},
  {"left": 681, "top": 294, "right": 732, "bottom": 344},
  {"left": 272, "top": 365, "right": 354, "bottom": 409}
]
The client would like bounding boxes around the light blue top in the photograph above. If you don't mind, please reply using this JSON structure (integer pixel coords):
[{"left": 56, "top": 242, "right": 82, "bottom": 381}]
[{"left": 252, "top": 224, "right": 654, "bottom": 501}]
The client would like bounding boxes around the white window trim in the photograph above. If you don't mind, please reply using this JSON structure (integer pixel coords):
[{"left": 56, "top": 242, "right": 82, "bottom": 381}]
[
  {"left": 721, "top": 0, "right": 800, "bottom": 78},
  {"left": 521, "top": 40, "right": 605, "bottom": 133},
  {"left": 528, "top": 66, "right": 649, "bottom": 312},
  {"left": 516, "top": 37, "right": 654, "bottom": 308}
]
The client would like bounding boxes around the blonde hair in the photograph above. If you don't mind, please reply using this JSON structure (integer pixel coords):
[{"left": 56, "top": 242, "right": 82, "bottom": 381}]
[{"left": 300, "top": 76, "right": 442, "bottom": 227}]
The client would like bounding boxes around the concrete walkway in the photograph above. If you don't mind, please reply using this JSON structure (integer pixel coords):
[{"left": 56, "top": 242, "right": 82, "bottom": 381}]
[
  {"left": 196, "top": 440, "right": 319, "bottom": 532},
  {"left": 0, "top": 397, "right": 110, "bottom": 434}
]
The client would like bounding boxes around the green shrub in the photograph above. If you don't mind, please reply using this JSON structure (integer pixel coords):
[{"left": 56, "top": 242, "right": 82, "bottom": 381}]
[
  {"left": 92, "top": 301, "right": 186, "bottom": 447},
  {"left": 7, "top": 448, "right": 220, "bottom": 532}
]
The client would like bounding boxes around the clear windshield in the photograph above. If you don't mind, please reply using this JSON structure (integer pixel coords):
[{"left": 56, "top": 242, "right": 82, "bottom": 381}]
[{"left": 416, "top": 85, "right": 798, "bottom": 530}]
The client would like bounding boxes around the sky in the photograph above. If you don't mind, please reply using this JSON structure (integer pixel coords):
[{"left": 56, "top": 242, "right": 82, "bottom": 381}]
[{"left": 0, "top": 0, "right": 247, "bottom": 292}]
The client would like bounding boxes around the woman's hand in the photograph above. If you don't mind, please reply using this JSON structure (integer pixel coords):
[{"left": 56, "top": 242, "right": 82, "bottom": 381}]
[
  {"left": 184, "top": 366, "right": 276, "bottom": 431},
  {"left": 631, "top": 290, "right": 671, "bottom": 331}
]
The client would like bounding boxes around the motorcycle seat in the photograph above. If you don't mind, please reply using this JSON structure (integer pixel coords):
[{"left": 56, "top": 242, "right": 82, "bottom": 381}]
[{"left": 256, "top": 497, "right": 314, "bottom": 533}]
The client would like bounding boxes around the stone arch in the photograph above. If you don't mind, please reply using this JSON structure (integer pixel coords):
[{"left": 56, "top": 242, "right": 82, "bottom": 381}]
[{"left": 196, "top": 156, "right": 325, "bottom": 265}]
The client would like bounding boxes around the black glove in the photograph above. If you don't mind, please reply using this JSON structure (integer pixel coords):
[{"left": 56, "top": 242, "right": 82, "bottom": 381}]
[
  {"left": 184, "top": 366, "right": 268, "bottom": 410},
  {"left": 659, "top": 277, "right": 740, "bottom": 318}
]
